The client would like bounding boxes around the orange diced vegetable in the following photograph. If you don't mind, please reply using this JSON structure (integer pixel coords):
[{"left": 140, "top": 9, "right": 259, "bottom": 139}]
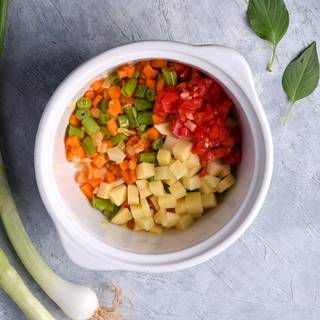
[
  {"left": 125, "top": 96, "right": 135, "bottom": 105},
  {"left": 92, "top": 166, "right": 102, "bottom": 179},
  {"left": 92, "top": 94, "right": 103, "bottom": 107},
  {"left": 152, "top": 114, "right": 166, "bottom": 124},
  {"left": 124, "top": 66, "right": 135, "bottom": 78},
  {"left": 66, "top": 150, "right": 73, "bottom": 162},
  {"left": 128, "top": 156, "right": 137, "bottom": 170},
  {"left": 108, "top": 85, "right": 121, "bottom": 100},
  {"left": 156, "top": 77, "right": 165, "bottom": 92},
  {"left": 104, "top": 140, "right": 113, "bottom": 148},
  {"left": 75, "top": 171, "right": 88, "bottom": 185},
  {"left": 90, "top": 79, "right": 104, "bottom": 92},
  {"left": 69, "top": 114, "right": 81, "bottom": 127},
  {"left": 92, "top": 154, "right": 107, "bottom": 168},
  {"left": 117, "top": 68, "right": 127, "bottom": 79},
  {"left": 146, "top": 78, "right": 156, "bottom": 89},
  {"left": 80, "top": 183, "right": 94, "bottom": 199},
  {"left": 127, "top": 219, "right": 134, "bottom": 229},
  {"left": 119, "top": 160, "right": 129, "bottom": 171},
  {"left": 84, "top": 91, "right": 96, "bottom": 100},
  {"left": 88, "top": 178, "right": 102, "bottom": 188},
  {"left": 107, "top": 118, "right": 119, "bottom": 136},
  {"left": 106, "top": 171, "right": 116, "bottom": 183},
  {"left": 138, "top": 78, "right": 145, "bottom": 84},
  {"left": 108, "top": 99, "right": 122, "bottom": 117},
  {"left": 121, "top": 169, "right": 136, "bottom": 184},
  {"left": 71, "top": 146, "right": 85, "bottom": 159},
  {"left": 151, "top": 60, "right": 168, "bottom": 68},
  {"left": 65, "top": 136, "right": 80, "bottom": 148},
  {"left": 148, "top": 127, "right": 161, "bottom": 141},
  {"left": 143, "top": 64, "right": 158, "bottom": 79}
]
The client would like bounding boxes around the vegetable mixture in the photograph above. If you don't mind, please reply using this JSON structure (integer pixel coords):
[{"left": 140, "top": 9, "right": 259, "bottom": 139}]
[{"left": 65, "top": 60, "right": 241, "bottom": 234}]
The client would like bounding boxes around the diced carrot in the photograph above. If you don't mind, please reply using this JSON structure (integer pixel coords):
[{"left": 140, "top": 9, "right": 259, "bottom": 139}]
[
  {"left": 121, "top": 200, "right": 129, "bottom": 208},
  {"left": 84, "top": 91, "right": 96, "bottom": 100},
  {"left": 117, "top": 68, "right": 127, "bottom": 79},
  {"left": 75, "top": 171, "right": 88, "bottom": 185},
  {"left": 156, "top": 77, "right": 165, "bottom": 92},
  {"left": 121, "top": 169, "right": 136, "bottom": 184},
  {"left": 138, "top": 78, "right": 145, "bottom": 85},
  {"left": 103, "top": 140, "right": 113, "bottom": 148},
  {"left": 92, "top": 154, "right": 107, "bottom": 168},
  {"left": 108, "top": 85, "right": 121, "bottom": 100},
  {"left": 119, "top": 160, "right": 129, "bottom": 171},
  {"left": 151, "top": 60, "right": 168, "bottom": 68},
  {"left": 107, "top": 118, "right": 119, "bottom": 136},
  {"left": 106, "top": 171, "right": 116, "bottom": 183},
  {"left": 92, "top": 94, "right": 103, "bottom": 107},
  {"left": 128, "top": 157, "right": 137, "bottom": 170},
  {"left": 88, "top": 178, "right": 102, "bottom": 188},
  {"left": 152, "top": 114, "right": 166, "bottom": 124},
  {"left": 140, "top": 60, "right": 150, "bottom": 67},
  {"left": 69, "top": 113, "right": 81, "bottom": 127},
  {"left": 92, "top": 166, "right": 102, "bottom": 179},
  {"left": 146, "top": 78, "right": 156, "bottom": 89},
  {"left": 90, "top": 79, "right": 104, "bottom": 92},
  {"left": 65, "top": 136, "right": 80, "bottom": 148},
  {"left": 148, "top": 127, "right": 161, "bottom": 141},
  {"left": 80, "top": 183, "right": 94, "bottom": 199},
  {"left": 129, "top": 170, "right": 136, "bottom": 183},
  {"left": 71, "top": 145, "right": 85, "bottom": 159},
  {"left": 124, "top": 65, "right": 135, "bottom": 78},
  {"left": 127, "top": 135, "right": 139, "bottom": 145},
  {"left": 66, "top": 150, "right": 73, "bottom": 162},
  {"left": 108, "top": 99, "right": 122, "bottom": 117},
  {"left": 143, "top": 64, "right": 158, "bottom": 79},
  {"left": 125, "top": 96, "right": 135, "bottom": 105}
]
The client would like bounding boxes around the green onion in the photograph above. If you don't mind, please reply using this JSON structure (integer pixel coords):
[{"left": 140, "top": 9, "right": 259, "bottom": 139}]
[
  {"left": 110, "top": 71, "right": 121, "bottom": 85},
  {"left": 97, "top": 112, "right": 110, "bottom": 126},
  {"left": 110, "top": 133, "right": 128, "bottom": 146},
  {"left": 124, "top": 105, "right": 139, "bottom": 128},
  {"left": 137, "top": 111, "right": 153, "bottom": 125},
  {"left": 134, "top": 84, "right": 147, "bottom": 98},
  {"left": 134, "top": 98, "right": 153, "bottom": 111},
  {"left": 100, "top": 125, "right": 111, "bottom": 139},
  {"left": 137, "top": 124, "right": 147, "bottom": 134},
  {"left": 76, "top": 97, "right": 92, "bottom": 109},
  {"left": 162, "top": 67, "right": 177, "bottom": 86},
  {"left": 81, "top": 117, "right": 100, "bottom": 136},
  {"left": 75, "top": 109, "right": 91, "bottom": 121},
  {"left": 68, "top": 125, "right": 84, "bottom": 139},
  {"left": 81, "top": 136, "right": 96, "bottom": 156},
  {"left": 146, "top": 88, "right": 156, "bottom": 101},
  {"left": 117, "top": 114, "right": 129, "bottom": 128},
  {"left": 151, "top": 138, "right": 164, "bottom": 151},
  {"left": 139, "top": 152, "right": 156, "bottom": 163},
  {"left": 133, "top": 70, "right": 140, "bottom": 78},
  {"left": 99, "top": 99, "right": 108, "bottom": 113},
  {"left": 122, "top": 78, "right": 137, "bottom": 97}
]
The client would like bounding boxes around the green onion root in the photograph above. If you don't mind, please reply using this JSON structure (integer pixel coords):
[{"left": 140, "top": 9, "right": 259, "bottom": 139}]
[
  {"left": 281, "top": 101, "right": 295, "bottom": 127},
  {"left": 267, "top": 43, "right": 277, "bottom": 72}
]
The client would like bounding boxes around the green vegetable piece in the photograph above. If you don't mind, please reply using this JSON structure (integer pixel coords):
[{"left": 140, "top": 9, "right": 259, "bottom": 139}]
[
  {"left": 137, "top": 111, "right": 153, "bottom": 125},
  {"left": 148, "top": 176, "right": 155, "bottom": 182},
  {"left": 133, "top": 70, "right": 140, "bottom": 78},
  {"left": 162, "top": 67, "right": 177, "bottom": 86},
  {"left": 100, "top": 125, "right": 111, "bottom": 139},
  {"left": 247, "top": 0, "right": 289, "bottom": 72},
  {"left": 151, "top": 138, "right": 164, "bottom": 151},
  {"left": 81, "top": 117, "right": 100, "bottom": 136},
  {"left": 124, "top": 105, "right": 139, "bottom": 128},
  {"left": 110, "top": 71, "right": 121, "bottom": 85},
  {"left": 76, "top": 97, "right": 92, "bottom": 109},
  {"left": 146, "top": 88, "right": 156, "bottom": 101},
  {"left": 134, "top": 84, "right": 147, "bottom": 98},
  {"left": 134, "top": 98, "right": 153, "bottom": 111},
  {"left": 281, "top": 41, "right": 319, "bottom": 126},
  {"left": 97, "top": 112, "right": 110, "bottom": 126},
  {"left": 68, "top": 125, "right": 84, "bottom": 139},
  {"left": 76, "top": 109, "right": 91, "bottom": 120},
  {"left": 110, "top": 133, "right": 128, "bottom": 146},
  {"left": 81, "top": 136, "right": 96, "bottom": 157},
  {"left": 122, "top": 78, "right": 137, "bottom": 97},
  {"left": 100, "top": 99, "right": 108, "bottom": 113},
  {"left": 92, "top": 197, "right": 113, "bottom": 211},
  {"left": 0, "top": 0, "right": 8, "bottom": 59},
  {"left": 118, "top": 114, "right": 129, "bottom": 128},
  {"left": 103, "top": 203, "right": 119, "bottom": 220},
  {"left": 139, "top": 152, "right": 156, "bottom": 163},
  {"left": 137, "top": 124, "right": 147, "bottom": 134}
]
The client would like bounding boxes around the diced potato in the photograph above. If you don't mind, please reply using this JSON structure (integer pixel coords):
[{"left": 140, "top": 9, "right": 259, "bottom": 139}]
[
  {"left": 185, "top": 192, "right": 203, "bottom": 218},
  {"left": 136, "top": 179, "right": 152, "bottom": 199},
  {"left": 149, "top": 224, "right": 162, "bottom": 234},
  {"left": 185, "top": 165, "right": 201, "bottom": 178},
  {"left": 169, "top": 181, "right": 186, "bottom": 199},
  {"left": 201, "top": 193, "right": 218, "bottom": 209},
  {"left": 172, "top": 140, "right": 193, "bottom": 162},
  {"left": 139, "top": 188, "right": 152, "bottom": 199},
  {"left": 182, "top": 176, "right": 201, "bottom": 191},
  {"left": 150, "top": 195, "right": 160, "bottom": 210},
  {"left": 158, "top": 194, "right": 177, "bottom": 209},
  {"left": 127, "top": 184, "right": 139, "bottom": 205},
  {"left": 217, "top": 174, "right": 236, "bottom": 193},
  {"left": 106, "top": 146, "right": 126, "bottom": 163},
  {"left": 163, "top": 135, "right": 179, "bottom": 151},
  {"left": 157, "top": 149, "right": 172, "bottom": 166},
  {"left": 154, "top": 166, "right": 174, "bottom": 180},
  {"left": 130, "top": 205, "right": 145, "bottom": 220},
  {"left": 111, "top": 208, "right": 133, "bottom": 224},
  {"left": 207, "top": 160, "right": 224, "bottom": 176},
  {"left": 154, "top": 122, "right": 172, "bottom": 136},
  {"left": 108, "top": 185, "right": 127, "bottom": 206},
  {"left": 136, "top": 217, "right": 155, "bottom": 231},
  {"left": 176, "top": 198, "right": 188, "bottom": 215},
  {"left": 154, "top": 209, "right": 167, "bottom": 224},
  {"left": 97, "top": 182, "right": 112, "bottom": 199},
  {"left": 169, "top": 160, "right": 188, "bottom": 180},
  {"left": 202, "top": 175, "right": 220, "bottom": 190},
  {"left": 149, "top": 180, "right": 165, "bottom": 196},
  {"left": 136, "top": 163, "right": 155, "bottom": 179},
  {"left": 133, "top": 223, "right": 143, "bottom": 231},
  {"left": 163, "top": 178, "right": 177, "bottom": 186},
  {"left": 218, "top": 164, "right": 231, "bottom": 178},
  {"left": 199, "top": 177, "right": 215, "bottom": 194},
  {"left": 175, "top": 213, "right": 194, "bottom": 230},
  {"left": 160, "top": 212, "right": 180, "bottom": 228},
  {"left": 140, "top": 198, "right": 152, "bottom": 217},
  {"left": 183, "top": 153, "right": 200, "bottom": 169}
]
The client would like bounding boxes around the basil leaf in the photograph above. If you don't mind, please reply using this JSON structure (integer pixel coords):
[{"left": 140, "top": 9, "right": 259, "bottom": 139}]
[
  {"left": 247, "top": 0, "right": 289, "bottom": 72},
  {"left": 281, "top": 42, "right": 319, "bottom": 126},
  {"left": 0, "top": 0, "right": 8, "bottom": 58}
]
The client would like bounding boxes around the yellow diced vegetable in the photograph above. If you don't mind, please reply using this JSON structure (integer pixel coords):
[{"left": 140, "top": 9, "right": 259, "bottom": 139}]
[
  {"left": 97, "top": 182, "right": 112, "bottom": 199},
  {"left": 136, "top": 217, "right": 155, "bottom": 231},
  {"left": 157, "top": 149, "right": 172, "bottom": 166},
  {"left": 169, "top": 181, "right": 186, "bottom": 199},
  {"left": 150, "top": 195, "right": 160, "bottom": 210},
  {"left": 185, "top": 192, "right": 203, "bottom": 218},
  {"left": 133, "top": 223, "right": 144, "bottom": 231},
  {"left": 158, "top": 194, "right": 177, "bottom": 209},
  {"left": 154, "top": 122, "right": 172, "bottom": 135},
  {"left": 136, "top": 163, "right": 155, "bottom": 179},
  {"left": 108, "top": 185, "right": 127, "bottom": 206},
  {"left": 160, "top": 212, "right": 180, "bottom": 228},
  {"left": 127, "top": 184, "right": 139, "bottom": 205},
  {"left": 185, "top": 165, "right": 201, "bottom": 178},
  {"left": 202, "top": 175, "right": 220, "bottom": 189},
  {"left": 136, "top": 179, "right": 152, "bottom": 199},
  {"left": 149, "top": 180, "right": 165, "bottom": 196},
  {"left": 217, "top": 174, "right": 236, "bottom": 193},
  {"left": 111, "top": 208, "right": 133, "bottom": 224},
  {"left": 207, "top": 160, "right": 224, "bottom": 176},
  {"left": 218, "top": 164, "right": 231, "bottom": 178},
  {"left": 130, "top": 204, "right": 145, "bottom": 220},
  {"left": 106, "top": 146, "right": 126, "bottom": 163},
  {"left": 154, "top": 166, "right": 174, "bottom": 180},
  {"left": 149, "top": 224, "right": 162, "bottom": 234},
  {"left": 201, "top": 193, "right": 218, "bottom": 209},
  {"left": 175, "top": 213, "right": 194, "bottom": 230},
  {"left": 169, "top": 160, "right": 188, "bottom": 180},
  {"left": 182, "top": 176, "right": 201, "bottom": 191},
  {"left": 176, "top": 198, "right": 187, "bottom": 215},
  {"left": 172, "top": 140, "right": 193, "bottom": 162},
  {"left": 183, "top": 153, "right": 200, "bottom": 168},
  {"left": 154, "top": 209, "right": 167, "bottom": 224},
  {"left": 163, "top": 178, "right": 177, "bottom": 186},
  {"left": 140, "top": 198, "right": 152, "bottom": 216},
  {"left": 199, "top": 177, "right": 215, "bottom": 194},
  {"left": 163, "top": 135, "right": 179, "bottom": 151}
]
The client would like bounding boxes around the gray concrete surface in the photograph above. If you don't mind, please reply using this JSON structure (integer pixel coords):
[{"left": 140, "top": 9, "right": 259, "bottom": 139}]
[{"left": 0, "top": 0, "right": 319, "bottom": 319}]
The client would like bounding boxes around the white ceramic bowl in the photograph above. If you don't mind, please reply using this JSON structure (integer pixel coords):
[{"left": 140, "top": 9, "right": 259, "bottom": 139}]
[{"left": 35, "top": 41, "right": 273, "bottom": 272}]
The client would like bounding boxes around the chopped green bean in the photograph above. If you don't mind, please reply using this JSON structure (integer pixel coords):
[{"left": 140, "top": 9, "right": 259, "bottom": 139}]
[
  {"left": 104, "top": 203, "right": 119, "bottom": 220},
  {"left": 76, "top": 109, "right": 91, "bottom": 121},
  {"left": 134, "top": 84, "right": 147, "bottom": 98},
  {"left": 118, "top": 115, "right": 129, "bottom": 128},
  {"left": 162, "top": 68, "right": 177, "bottom": 86},
  {"left": 133, "top": 70, "right": 140, "bottom": 78},
  {"left": 124, "top": 105, "right": 139, "bottom": 128},
  {"left": 81, "top": 136, "right": 96, "bottom": 157},
  {"left": 137, "top": 111, "right": 153, "bottom": 125},
  {"left": 100, "top": 126, "right": 111, "bottom": 139},
  {"left": 134, "top": 98, "right": 153, "bottom": 111},
  {"left": 81, "top": 117, "right": 100, "bottom": 136},
  {"left": 139, "top": 152, "right": 156, "bottom": 163},
  {"left": 122, "top": 78, "right": 137, "bottom": 97},
  {"left": 68, "top": 125, "right": 84, "bottom": 139},
  {"left": 146, "top": 88, "right": 156, "bottom": 101},
  {"left": 97, "top": 112, "right": 110, "bottom": 126},
  {"left": 137, "top": 124, "right": 147, "bottom": 134},
  {"left": 110, "top": 133, "right": 128, "bottom": 146},
  {"left": 76, "top": 97, "right": 91, "bottom": 109},
  {"left": 92, "top": 197, "right": 113, "bottom": 211},
  {"left": 100, "top": 99, "right": 108, "bottom": 113},
  {"left": 110, "top": 71, "right": 121, "bottom": 85},
  {"left": 151, "top": 138, "right": 164, "bottom": 151}
]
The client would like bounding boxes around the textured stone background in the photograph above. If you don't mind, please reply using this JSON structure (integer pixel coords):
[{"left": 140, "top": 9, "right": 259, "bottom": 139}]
[{"left": 0, "top": 0, "right": 320, "bottom": 319}]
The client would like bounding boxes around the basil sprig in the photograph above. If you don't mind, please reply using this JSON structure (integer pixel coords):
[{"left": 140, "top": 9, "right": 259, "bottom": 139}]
[{"left": 247, "top": 0, "right": 289, "bottom": 72}]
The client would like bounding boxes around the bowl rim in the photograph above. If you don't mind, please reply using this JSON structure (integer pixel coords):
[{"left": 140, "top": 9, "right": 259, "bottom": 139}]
[{"left": 35, "top": 40, "right": 273, "bottom": 271}]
